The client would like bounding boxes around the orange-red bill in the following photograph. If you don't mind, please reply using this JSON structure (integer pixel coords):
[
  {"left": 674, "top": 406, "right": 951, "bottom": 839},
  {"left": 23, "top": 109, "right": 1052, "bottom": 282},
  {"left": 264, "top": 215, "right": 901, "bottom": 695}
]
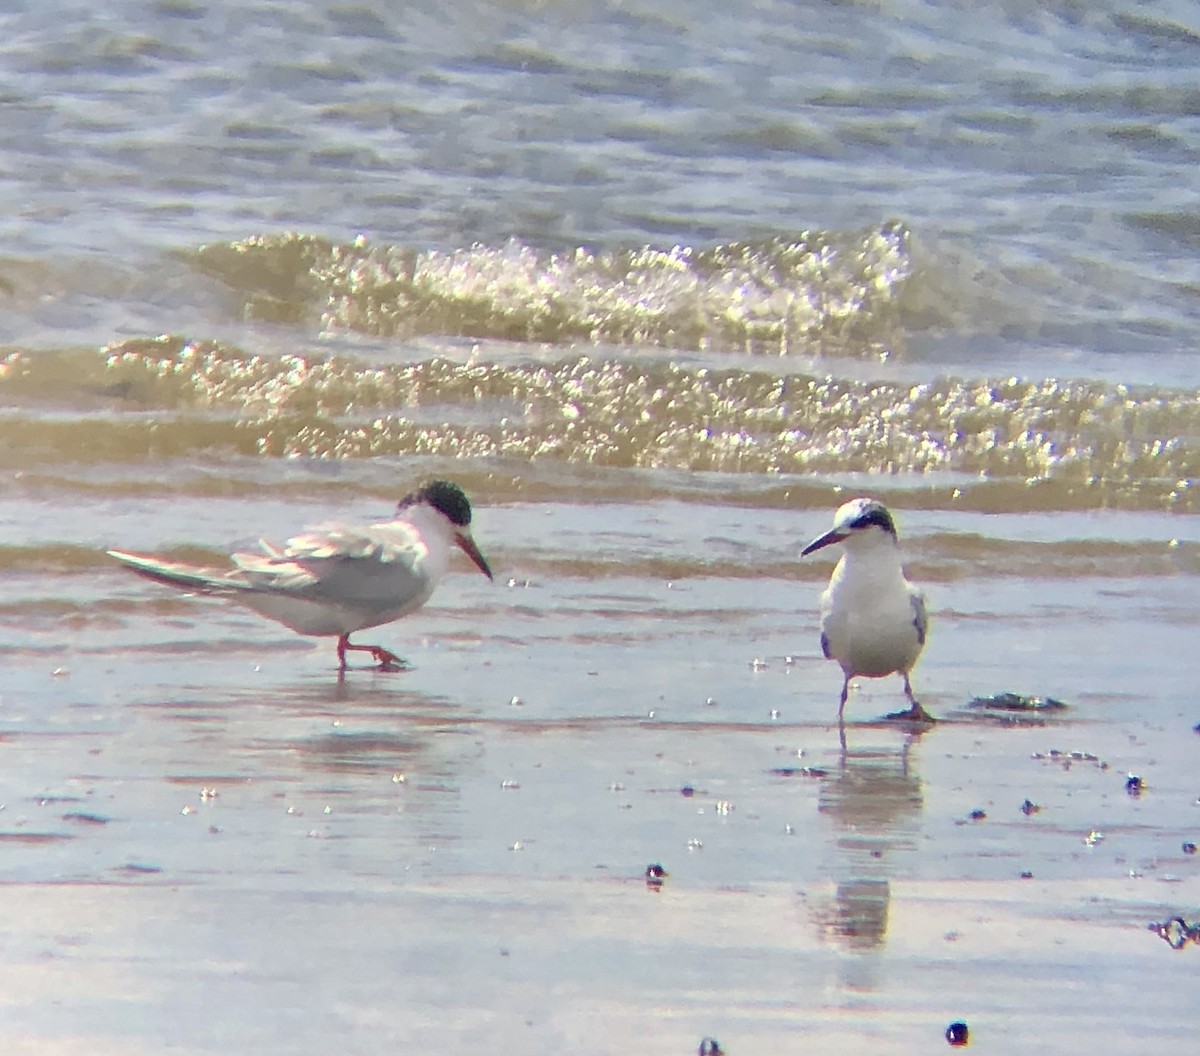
[{"left": 456, "top": 532, "right": 493, "bottom": 579}]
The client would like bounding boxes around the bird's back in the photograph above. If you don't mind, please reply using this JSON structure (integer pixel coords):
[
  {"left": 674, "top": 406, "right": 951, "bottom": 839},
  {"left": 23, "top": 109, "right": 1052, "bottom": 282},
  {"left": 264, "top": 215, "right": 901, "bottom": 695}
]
[
  {"left": 225, "top": 518, "right": 445, "bottom": 634},
  {"left": 236, "top": 520, "right": 440, "bottom": 601}
]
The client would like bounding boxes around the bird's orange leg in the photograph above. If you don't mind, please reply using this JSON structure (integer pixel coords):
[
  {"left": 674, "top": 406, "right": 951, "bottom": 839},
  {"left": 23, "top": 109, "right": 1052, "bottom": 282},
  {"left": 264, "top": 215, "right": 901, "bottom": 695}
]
[{"left": 336, "top": 634, "right": 408, "bottom": 671}]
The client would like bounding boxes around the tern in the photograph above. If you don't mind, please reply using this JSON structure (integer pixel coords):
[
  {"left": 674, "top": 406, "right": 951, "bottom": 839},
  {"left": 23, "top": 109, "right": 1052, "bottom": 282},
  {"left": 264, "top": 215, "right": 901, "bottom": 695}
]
[
  {"left": 801, "top": 498, "right": 931, "bottom": 722},
  {"left": 108, "top": 479, "right": 492, "bottom": 672}
]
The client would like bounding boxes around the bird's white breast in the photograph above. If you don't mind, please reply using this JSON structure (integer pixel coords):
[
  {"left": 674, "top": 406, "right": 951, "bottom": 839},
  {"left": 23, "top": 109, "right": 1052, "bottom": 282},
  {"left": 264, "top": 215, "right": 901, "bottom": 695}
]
[{"left": 820, "top": 551, "right": 924, "bottom": 678}]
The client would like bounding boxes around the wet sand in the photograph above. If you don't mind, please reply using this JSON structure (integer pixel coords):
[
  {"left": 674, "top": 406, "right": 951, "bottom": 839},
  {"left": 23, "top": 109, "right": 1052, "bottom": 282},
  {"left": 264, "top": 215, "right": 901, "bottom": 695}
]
[{"left": 3, "top": 491, "right": 1199, "bottom": 1054}]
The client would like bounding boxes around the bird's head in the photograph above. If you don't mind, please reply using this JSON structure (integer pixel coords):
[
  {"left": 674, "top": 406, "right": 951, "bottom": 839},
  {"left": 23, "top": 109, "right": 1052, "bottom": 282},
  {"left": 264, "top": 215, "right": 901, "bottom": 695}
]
[
  {"left": 400, "top": 480, "right": 493, "bottom": 579},
  {"left": 801, "top": 498, "right": 898, "bottom": 557}
]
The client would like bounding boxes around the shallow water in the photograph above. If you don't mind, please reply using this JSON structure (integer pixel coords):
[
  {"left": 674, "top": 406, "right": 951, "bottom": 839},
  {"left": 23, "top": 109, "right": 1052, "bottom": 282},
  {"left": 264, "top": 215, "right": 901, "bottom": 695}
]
[{"left": 3, "top": 0, "right": 1200, "bottom": 1052}]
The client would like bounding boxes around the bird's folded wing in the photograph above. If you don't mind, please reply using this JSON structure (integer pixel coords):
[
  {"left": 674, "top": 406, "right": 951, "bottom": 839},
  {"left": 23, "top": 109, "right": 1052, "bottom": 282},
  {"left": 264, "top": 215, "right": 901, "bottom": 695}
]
[
  {"left": 232, "top": 522, "right": 430, "bottom": 604},
  {"left": 229, "top": 549, "right": 321, "bottom": 591},
  {"left": 910, "top": 588, "right": 928, "bottom": 645},
  {"left": 107, "top": 550, "right": 240, "bottom": 593},
  {"left": 276, "top": 521, "right": 428, "bottom": 566}
]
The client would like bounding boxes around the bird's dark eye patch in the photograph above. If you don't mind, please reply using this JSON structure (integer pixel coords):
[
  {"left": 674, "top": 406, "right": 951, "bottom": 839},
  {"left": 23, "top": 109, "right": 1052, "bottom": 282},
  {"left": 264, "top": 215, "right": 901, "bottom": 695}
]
[{"left": 848, "top": 504, "right": 896, "bottom": 536}]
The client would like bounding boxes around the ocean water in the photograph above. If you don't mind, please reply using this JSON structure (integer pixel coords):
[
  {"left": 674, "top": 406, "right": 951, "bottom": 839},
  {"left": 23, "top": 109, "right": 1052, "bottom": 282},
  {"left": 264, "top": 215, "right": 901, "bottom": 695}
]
[{"left": 1, "top": 2, "right": 1199, "bottom": 1053}]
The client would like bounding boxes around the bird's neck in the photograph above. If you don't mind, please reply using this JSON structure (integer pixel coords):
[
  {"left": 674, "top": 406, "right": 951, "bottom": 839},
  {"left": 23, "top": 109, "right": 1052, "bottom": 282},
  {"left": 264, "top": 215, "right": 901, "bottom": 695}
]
[
  {"left": 400, "top": 504, "right": 454, "bottom": 550},
  {"left": 838, "top": 540, "right": 906, "bottom": 585}
]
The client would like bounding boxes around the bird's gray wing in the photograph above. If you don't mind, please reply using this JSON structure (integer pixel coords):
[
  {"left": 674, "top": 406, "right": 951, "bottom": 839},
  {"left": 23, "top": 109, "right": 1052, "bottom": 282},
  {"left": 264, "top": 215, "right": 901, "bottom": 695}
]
[
  {"left": 280, "top": 521, "right": 428, "bottom": 564},
  {"left": 108, "top": 549, "right": 240, "bottom": 593},
  {"left": 233, "top": 521, "right": 429, "bottom": 605},
  {"left": 910, "top": 587, "right": 928, "bottom": 645},
  {"left": 818, "top": 586, "right": 835, "bottom": 659},
  {"left": 230, "top": 546, "right": 321, "bottom": 592}
]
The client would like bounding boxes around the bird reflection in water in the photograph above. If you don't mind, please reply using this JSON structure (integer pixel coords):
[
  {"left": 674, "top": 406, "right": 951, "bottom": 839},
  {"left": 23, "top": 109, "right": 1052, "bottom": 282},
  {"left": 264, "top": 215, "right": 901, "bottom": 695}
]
[{"left": 811, "top": 735, "right": 923, "bottom": 957}]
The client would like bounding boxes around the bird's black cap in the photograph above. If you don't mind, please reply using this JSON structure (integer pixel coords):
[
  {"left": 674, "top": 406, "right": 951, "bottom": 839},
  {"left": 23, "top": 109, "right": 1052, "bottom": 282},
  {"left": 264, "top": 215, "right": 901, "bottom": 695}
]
[
  {"left": 400, "top": 479, "right": 473, "bottom": 527},
  {"left": 846, "top": 499, "right": 897, "bottom": 537}
]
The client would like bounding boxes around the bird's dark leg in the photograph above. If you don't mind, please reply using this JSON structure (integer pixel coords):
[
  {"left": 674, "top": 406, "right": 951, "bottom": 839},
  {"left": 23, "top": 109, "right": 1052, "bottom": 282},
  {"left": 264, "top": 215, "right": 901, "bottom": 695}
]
[
  {"left": 336, "top": 634, "right": 408, "bottom": 671},
  {"left": 898, "top": 673, "right": 935, "bottom": 723},
  {"left": 837, "top": 675, "right": 852, "bottom": 754}
]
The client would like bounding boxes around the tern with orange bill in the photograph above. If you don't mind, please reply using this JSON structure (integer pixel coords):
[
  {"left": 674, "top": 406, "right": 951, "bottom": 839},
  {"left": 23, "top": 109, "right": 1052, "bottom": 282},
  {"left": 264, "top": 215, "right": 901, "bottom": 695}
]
[{"left": 109, "top": 479, "right": 492, "bottom": 672}]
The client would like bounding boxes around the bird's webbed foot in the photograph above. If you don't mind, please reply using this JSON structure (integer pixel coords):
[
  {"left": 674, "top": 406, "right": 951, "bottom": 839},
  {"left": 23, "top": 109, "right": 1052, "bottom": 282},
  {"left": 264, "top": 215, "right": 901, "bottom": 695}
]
[{"left": 884, "top": 700, "right": 936, "bottom": 725}]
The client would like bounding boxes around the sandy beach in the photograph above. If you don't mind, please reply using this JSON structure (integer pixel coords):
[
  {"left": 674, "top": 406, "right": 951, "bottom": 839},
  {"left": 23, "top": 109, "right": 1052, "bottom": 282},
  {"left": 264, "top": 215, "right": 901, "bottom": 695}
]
[{"left": 2, "top": 486, "right": 1199, "bottom": 1053}]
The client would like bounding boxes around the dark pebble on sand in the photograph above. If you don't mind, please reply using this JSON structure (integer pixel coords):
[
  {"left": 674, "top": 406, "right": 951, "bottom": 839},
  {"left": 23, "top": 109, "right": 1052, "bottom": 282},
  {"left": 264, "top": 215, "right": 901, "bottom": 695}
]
[
  {"left": 644, "top": 863, "right": 667, "bottom": 890},
  {"left": 945, "top": 1021, "right": 969, "bottom": 1046},
  {"left": 968, "top": 692, "right": 1066, "bottom": 712},
  {"left": 769, "top": 766, "right": 828, "bottom": 778}
]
